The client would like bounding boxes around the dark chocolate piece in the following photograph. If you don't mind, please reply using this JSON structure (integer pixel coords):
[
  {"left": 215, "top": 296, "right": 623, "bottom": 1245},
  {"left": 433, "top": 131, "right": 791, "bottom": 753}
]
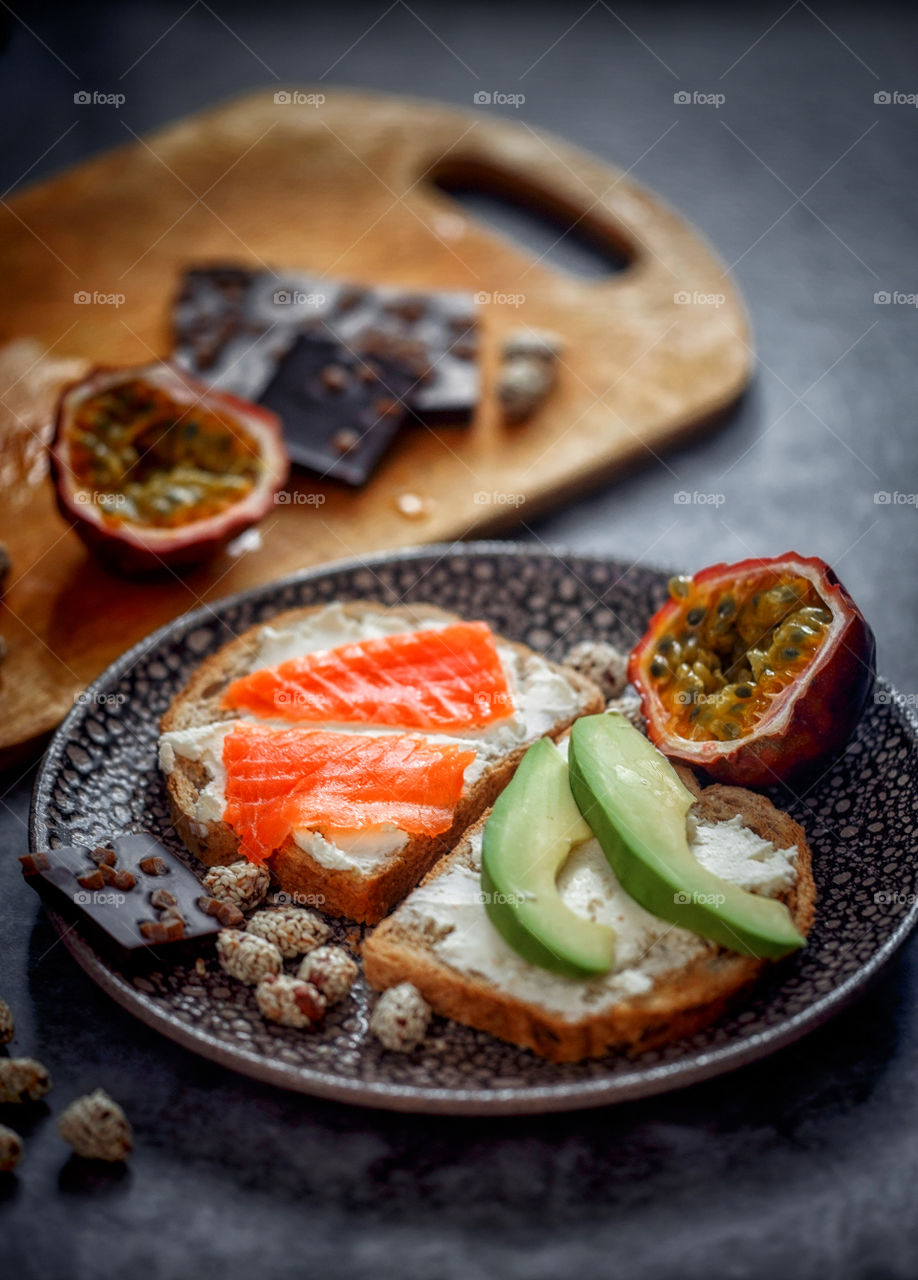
[
  {"left": 258, "top": 333, "right": 417, "bottom": 485},
  {"left": 171, "top": 265, "right": 480, "bottom": 485},
  {"left": 363, "top": 289, "right": 479, "bottom": 419},
  {"left": 19, "top": 833, "right": 220, "bottom": 967}
]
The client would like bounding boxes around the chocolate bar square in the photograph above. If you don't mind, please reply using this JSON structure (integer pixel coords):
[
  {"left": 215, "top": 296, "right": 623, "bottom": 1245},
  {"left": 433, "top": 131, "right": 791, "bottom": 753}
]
[
  {"left": 258, "top": 332, "right": 419, "bottom": 485},
  {"left": 20, "top": 833, "right": 221, "bottom": 968}
]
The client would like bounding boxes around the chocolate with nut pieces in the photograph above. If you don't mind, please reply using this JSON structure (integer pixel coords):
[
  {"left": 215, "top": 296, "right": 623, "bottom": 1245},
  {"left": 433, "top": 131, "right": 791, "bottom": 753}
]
[
  {"left": 257, "top": 332, "right": 419, "bottom": 486},
  {"left": 172, "top": 264, "right": 480, "bottom": 484},
  {"left": 19, "top": 833, "right": 221, "bottom": 967}
]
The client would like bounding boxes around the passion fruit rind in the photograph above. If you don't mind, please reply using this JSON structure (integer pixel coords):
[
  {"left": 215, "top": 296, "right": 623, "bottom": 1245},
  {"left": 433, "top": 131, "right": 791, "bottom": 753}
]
[
  {"left": 51, "top": 363, "right": 289, "bottom": 577},
  {"left": 629, "top": 554, "right": 876, "bottom": 787}
]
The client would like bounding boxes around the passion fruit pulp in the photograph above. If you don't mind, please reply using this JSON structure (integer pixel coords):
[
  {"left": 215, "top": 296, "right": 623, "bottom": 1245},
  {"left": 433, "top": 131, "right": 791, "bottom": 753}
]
[
  {"left": 51, "top": 363, "right": 289, "bottom": 575},
  {"left": 629, "top": 554, "right": 876, "bottom": 786}
]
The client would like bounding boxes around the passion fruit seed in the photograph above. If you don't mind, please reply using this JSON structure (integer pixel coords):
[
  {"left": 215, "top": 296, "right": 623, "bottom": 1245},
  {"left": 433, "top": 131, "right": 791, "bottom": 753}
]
[
  {"left": 668, "top": 576, "right": 692, "bottom": 600},
  {"left": 686, "top": 607, "right": 705, "bottom": 626}
]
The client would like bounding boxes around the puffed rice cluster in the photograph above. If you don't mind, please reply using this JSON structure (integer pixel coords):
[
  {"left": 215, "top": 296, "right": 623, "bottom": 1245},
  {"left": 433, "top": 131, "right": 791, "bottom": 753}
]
[
  {"left": 297, "top": 946, "right": 358, "bottom": 1006},
  {"left": 216, "top": 929, "right": 282, "bottom": 985},
  {"left": 0, "top": 1057, "right": 51, "bottom": 1104},
  {"left": 246, "top": 907, "right": 330, "bottom": 958},
  {"left": 0, "top": 997, "right": 132, "bottom": 1168},
  {"left": 564, "top": 640, "right": 629, "bottom": 701},
  {"left": 202, "top": 860, "right": 270, "bottom": 910},
  {"left": 0, "top": 1124, "right": 22, "bottom": 1171},
  {"left": 216, "top": 914, "right": 360, "bottom": 1031},
  {"left": 255, "top": 975, "right": 326, "bottom": 1029},
  {"left": 0, "top": 997, "right": 14, "bottom": 1045},
  {"left": 605, "top": 685, "right": 647, "bottom": 733},
  {"left": 369, "top": 983, "right": 431, "bottom": 1053},
  {"left": 57, "top": 1089, "right": 133, "bottom": 1162}
]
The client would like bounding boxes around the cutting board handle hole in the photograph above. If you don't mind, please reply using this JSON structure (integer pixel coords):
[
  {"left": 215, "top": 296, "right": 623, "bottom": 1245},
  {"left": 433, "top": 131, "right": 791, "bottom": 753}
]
[{"left": 430, "top": 159, "right": 633, "bottom": 279}]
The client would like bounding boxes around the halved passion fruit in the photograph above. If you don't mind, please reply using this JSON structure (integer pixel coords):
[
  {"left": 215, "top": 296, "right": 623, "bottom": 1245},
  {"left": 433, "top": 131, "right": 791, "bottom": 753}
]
[
  {"left": 51, "top": 363, "right": 288, "bottom": 575},
  {"left": 629, "top": 553, "right": 876, "bottom": 786}
]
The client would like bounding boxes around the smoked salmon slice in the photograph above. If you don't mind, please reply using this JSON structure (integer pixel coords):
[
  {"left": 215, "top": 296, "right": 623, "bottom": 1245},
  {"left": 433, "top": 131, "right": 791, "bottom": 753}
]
[
  {"left": 222, "top": 723, "right": 477, "bottom": 863},
  {"left": 221, "top": 622, "right": 513, "bottom": 730}
]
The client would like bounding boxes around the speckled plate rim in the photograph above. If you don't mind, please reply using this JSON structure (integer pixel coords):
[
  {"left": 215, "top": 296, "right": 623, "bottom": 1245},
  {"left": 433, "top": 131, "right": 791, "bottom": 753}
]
[{"left": 30, "top": 542, "right": 918, "bottom": 1115}]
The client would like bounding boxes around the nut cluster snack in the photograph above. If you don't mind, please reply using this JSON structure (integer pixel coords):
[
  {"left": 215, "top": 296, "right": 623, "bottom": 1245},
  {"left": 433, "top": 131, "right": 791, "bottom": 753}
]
[
  {"left": 297, "top": 946, "right": 358, "bottom": 1006},
  {"left": 0, "top": 1007, "right": 132, "bottom": 1166},
  {"left": 202, "top": 860, "right": 270, "bottom": 910},
  {"left": 0, "top": 1124, "right": 22, "bottom": 1172},
  {"left": 246, "top": 907, "right": 330, "bottom": 958},
  {"left": 0, "top": 1057, "right": 52, "bottom": 1104},
  {"left": 255, "top": 974, "right": 326, "bottom": 1028},
  {"left": 369, "top": 983, "right": 431, "bottom": 1053},
  {"left": 0, "top": 997, "right": 14, "bottom": 1045},
  {"left": 57, "top": 1089, "right": 133, "bottom": 1162},
  {"left": 604, "top": 686, "right": 646, "bottom": 732},
  {"left": 564, "top": 640, "right": 629, "bottom": 702},
  {"left": 496, "top": 329, "right": 562, "bottom": 423},
  {"left": 216, "top": 929, "right": 282, "bottom": 985}
]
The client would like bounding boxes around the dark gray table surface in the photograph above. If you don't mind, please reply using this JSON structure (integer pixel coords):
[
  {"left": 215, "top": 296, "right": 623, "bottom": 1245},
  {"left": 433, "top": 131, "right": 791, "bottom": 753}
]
[{"left": 2, "top": 2, "right": 917, "bottom": 1277}]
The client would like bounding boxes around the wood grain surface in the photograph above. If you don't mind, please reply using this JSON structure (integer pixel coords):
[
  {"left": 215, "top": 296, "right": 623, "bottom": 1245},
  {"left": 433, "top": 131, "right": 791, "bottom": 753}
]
[{"left": 0, "top": 86, "right": 751, "bottom": 765}]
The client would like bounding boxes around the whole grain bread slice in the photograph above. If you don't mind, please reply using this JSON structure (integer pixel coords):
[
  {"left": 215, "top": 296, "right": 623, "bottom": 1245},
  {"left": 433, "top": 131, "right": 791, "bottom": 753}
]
[
  {"left": 160, "top": 600, "right": 603, "bottom": 924},
  {"left": 363, "top": 772, "right": 817, "bottom": 1062}
]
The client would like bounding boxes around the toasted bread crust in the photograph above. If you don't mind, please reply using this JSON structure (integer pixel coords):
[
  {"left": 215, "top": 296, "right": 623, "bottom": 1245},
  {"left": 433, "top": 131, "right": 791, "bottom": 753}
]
[
  {"left": 363, "top": 783, "right": 817, "bottom": 1062},
  {"left": 161, "top": 600, "right": 604, "bottom": 923}
]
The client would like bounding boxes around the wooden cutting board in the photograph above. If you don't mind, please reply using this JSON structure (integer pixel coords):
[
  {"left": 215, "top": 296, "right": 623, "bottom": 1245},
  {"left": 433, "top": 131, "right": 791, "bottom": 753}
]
[{"left": 0, "top": 87, "right": 751, "bottom": 766}]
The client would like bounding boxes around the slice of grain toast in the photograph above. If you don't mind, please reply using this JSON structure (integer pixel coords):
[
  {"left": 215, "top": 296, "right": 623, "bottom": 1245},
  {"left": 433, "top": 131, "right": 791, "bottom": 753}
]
[
  {"left": 363, "top": 771, "right": 817, "bottom": 1062},
  {"left": 160, "top": 600, "right": 603, "bottom": 924}
]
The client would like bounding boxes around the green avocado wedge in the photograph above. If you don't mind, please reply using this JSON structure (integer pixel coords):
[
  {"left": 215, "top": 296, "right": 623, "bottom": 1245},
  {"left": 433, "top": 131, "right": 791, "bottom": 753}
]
[
  {"left": 568, "top": 714, "right": 805, "bottom": 960},
  {"left": 481, "top": 737, "right": 616, "bottom": 978}
]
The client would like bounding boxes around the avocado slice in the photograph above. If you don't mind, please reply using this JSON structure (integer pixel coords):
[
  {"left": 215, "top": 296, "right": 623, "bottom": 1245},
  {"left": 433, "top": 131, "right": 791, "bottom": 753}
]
[
  {"left": 568, "top": 714, "right": 805, "bottom": 959},
  {"left": 481, "top": 737, "right": 616, "bottom": 977}
]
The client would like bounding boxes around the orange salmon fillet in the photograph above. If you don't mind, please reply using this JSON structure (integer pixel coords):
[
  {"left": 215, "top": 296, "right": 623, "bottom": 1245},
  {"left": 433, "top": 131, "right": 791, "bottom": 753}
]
[
  {"left": 221, "top": 621, "right": 513, "bottom": 730},
  {"left": 222, "top": 723, "right": 478, "bottom": 863}
]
